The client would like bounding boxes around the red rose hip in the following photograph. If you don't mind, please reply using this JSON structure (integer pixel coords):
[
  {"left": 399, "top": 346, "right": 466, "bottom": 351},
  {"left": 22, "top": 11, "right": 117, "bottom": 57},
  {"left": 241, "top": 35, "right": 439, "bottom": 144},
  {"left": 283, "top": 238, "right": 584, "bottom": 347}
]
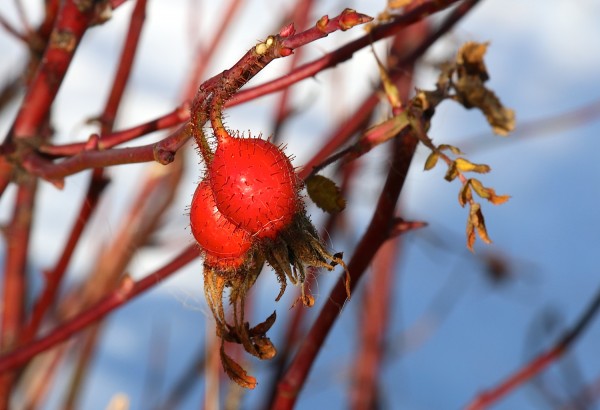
[
  {"left": 208, "top": 134, "right": 299, "bottom": 239},
  {"left": 190, "top": 180, "right": 253, "bottom": 268}
]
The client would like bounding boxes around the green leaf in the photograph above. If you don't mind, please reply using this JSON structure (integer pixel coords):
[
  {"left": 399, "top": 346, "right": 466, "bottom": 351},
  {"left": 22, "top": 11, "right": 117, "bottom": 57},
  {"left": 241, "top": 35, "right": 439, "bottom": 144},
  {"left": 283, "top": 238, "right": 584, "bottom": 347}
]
[{"left": 306, "top": 175, "right": 346, "bottom": 213}]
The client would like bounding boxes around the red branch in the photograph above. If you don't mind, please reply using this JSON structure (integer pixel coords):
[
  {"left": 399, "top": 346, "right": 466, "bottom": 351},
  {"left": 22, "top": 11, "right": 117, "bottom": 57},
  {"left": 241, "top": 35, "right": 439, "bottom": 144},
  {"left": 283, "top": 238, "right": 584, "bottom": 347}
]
[
  {"left": 271, "top": 29, "right": 421, "bottom": 407},
  {"left": 38, "top": 104, "right": 190, "bottom": 157},
  {"left": 465, "top": 285, "right": 600, "bottom": 410},
  {"left": 11, "top": 0, "right": 99, "bottom": 140},
  {"left": 21, "top": 0, "right": 150, "bottom": 343},
  {"left": 100, "top": 0, "right": 148, "bottom": 134},
  {"left": 182, "top": 0, "right": 245, "bottom": 100},
  {"left": 351, "top": 237, "right": 400, "bottom": 409},
  {"left": 229, "top": 0, "right": 463, "bottom": 107},
  {"left": 21, "top": 124, "right": 189, "bottom": 183},
  {"left": 0, "top": 245, "right": 200, "bottom": 373},
  {"left": 0, "top": 176, "right": 37, "bottom": 403},
  {"left": 20, "top": 174, "right": 108, "bottom": 344},
  {"left": 17, "top": 0, "right": 470, "bottom": 183}
]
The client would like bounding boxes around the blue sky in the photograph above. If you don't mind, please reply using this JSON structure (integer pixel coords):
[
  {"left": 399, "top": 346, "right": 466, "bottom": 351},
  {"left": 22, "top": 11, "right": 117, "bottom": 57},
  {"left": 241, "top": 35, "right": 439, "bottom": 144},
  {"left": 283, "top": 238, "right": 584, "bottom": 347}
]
[{"left": 1, "top": 0, "right": 600, "bottom": 409}]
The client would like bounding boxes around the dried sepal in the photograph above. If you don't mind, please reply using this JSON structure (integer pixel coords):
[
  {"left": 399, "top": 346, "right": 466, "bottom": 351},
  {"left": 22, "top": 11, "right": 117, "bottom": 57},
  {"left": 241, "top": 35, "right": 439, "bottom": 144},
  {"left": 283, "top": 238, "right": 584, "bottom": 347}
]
[
  {"left": 424, "top": 152, "right": 439, "bottom": 171},
  {"left": 220, "top": 343, "right": 257, "bottom": 390},
  {"left": 306, "top": 175, "right": 346, "bottom": 213},
  {"left": 455, "top": 157, "right": 491, "bottom": 174},
  {"left": 250, "top": 311, "right": 277, "bottom": 336}
]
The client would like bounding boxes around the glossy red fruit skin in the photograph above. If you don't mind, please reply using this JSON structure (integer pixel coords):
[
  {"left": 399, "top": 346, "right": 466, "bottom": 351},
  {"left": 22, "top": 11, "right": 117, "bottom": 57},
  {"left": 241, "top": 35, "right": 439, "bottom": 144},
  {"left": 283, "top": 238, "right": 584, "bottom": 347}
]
[
  {"left": 190, "top": 180, "right": 253, "bottom": 268},
  {"left": 209, "top": 136, "right": 299, "bottom": 240}
]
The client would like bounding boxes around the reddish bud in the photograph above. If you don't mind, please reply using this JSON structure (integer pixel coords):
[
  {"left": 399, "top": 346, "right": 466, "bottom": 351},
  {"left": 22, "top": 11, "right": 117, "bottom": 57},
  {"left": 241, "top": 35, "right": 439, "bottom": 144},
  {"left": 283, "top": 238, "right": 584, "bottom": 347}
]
[
  {"left": 339, "top": 8, "right": 373, "bottom": 31},
  {"left": 279, "top": 47, "right": 293, "bottom": 57},
  {"left": 316, "top": 15, "right": 329, "bottom": 32},
  {"left": 279, "top": 23, "right": 295, "bottom": 37}
]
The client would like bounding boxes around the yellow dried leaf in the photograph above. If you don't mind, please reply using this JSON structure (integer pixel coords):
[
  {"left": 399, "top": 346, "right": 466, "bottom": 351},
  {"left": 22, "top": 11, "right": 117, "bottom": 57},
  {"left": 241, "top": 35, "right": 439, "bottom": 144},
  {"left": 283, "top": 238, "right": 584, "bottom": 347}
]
[
  {"left": 455, "top": 157, "right": 491, "bottom": 174},
  {"left": 489, "top": 192, "right": 511, "bottom": 205},
  {"left": 306, "top": 175, "right": 346, "bottom": 213},
  {"left": 471, "top": 178, "right": 510, "bottom": 204},
  {"left": 424, "top": 152, "right": 439, "bottom": 171},
  {"left": 470, "top": 178, "right": 490, "bottom": 199}
]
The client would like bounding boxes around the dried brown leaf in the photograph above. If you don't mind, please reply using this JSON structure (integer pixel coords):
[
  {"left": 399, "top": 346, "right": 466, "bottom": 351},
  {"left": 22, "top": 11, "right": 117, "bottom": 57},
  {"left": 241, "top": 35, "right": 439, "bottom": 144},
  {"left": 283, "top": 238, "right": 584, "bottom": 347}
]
[
  {"left": 457, "top": 42, "right": 489, "bottom": 81},
  {"left": 454, "top": 42, "right": 515, "bottom": 136},
  {"left": 470, "top": 202, "right": 492, "bottom": 245},
  {"left": 445, "top": 161, "right": 459, "bottom": 182},
  {"left": 306, "top": 175, "right": 346, "bottom": 213},
  {"left": 458, "top": 181, "right": 472, "bottom": 207}
]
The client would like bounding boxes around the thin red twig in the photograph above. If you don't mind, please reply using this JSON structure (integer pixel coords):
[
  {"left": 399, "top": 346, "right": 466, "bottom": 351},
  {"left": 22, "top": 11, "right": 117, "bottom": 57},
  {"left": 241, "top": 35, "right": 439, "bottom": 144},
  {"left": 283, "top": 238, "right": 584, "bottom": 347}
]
[
  {"left": 229, "top": 0, "right": 463, "bottom": 107},
  {"left": 20, "top": 175, "right": 108, "bottom": 344},
  {"left": 10, "top": 0, "right": 100, "bottom": 140},
  {"left": 0, "top": 245, "right": 200, "bottom": 373},
  {"left": 351, "top": 237, "right": 400, "bottom": 409},
  {"left": 38, "top": 105, "right": 190, "bottom": 157},
  {"left": 21, "top": 124, "right": 190, "bottom": 183},
  {"left": 183, "top": 0, "right": 245, "bottom": 100},
  {"left": 465, "top": 285, "right": 600, "bottom": 410},
  {"left": 101, "top": 0, "right": 148, "bottom": 133},
  {"left": 0, "top": 13, "right": 28, "bottom": 43},
  {"left": 270, "top": 0, "right": 315, "bottom": 140},
  {"left": 0, "top": 175, "right": 37, "bottom": 404}
]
